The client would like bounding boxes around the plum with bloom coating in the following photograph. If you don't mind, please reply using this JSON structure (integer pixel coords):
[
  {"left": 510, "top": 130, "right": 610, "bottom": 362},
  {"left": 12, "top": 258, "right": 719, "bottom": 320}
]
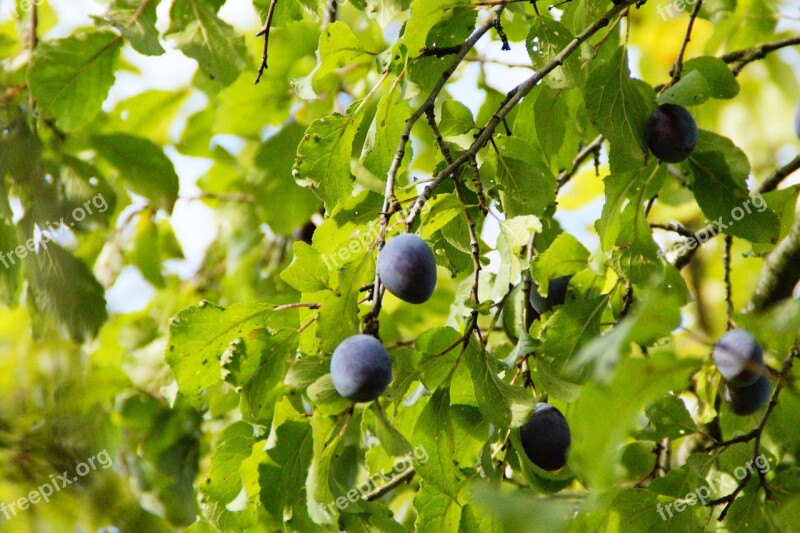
[
  {"left": 713, "top": 329, "right": 765, "bottom": 387},
  {"left": 330, "top": 334, "right": 392, "bottom": 402},
  {"left": 377, "top": 234, "right": 437, "bottom": 304}
]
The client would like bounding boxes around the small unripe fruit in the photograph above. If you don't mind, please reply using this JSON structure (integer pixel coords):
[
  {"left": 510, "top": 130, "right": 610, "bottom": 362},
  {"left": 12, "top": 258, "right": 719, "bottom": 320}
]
[
  {"left": 713, "top": 329, "right": 765, "bottom": 387},
  {"left": 724, "top": 375, "right": 771, "bottom": 416},
  {"left": 330, "top": 334, "right": 392, "bottom": 402},
  {"left": 377, "top": 234, "right": 437, "bottom": 304},
  {"left": 646, "top": 104, "right": 698, "bottom": 163},
  {"left": 520, "top": 403, "right": 571, "bottom": 471}
]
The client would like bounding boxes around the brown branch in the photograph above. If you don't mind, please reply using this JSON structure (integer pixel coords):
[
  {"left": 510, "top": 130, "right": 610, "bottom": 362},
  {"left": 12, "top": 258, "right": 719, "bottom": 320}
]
[
  {"left": 746, "top": 214, "right": 800, "bottom": 311},
  {"left": 721, "top": 36, "right": 800, "bottom": 76},
  {"left": 405, "top": 0, "right": 640, "bottom": 225},
  {"left": 667, "top": 0, "right": 703, "bottom": 88},
  {"left": 756, "top": 152, "right": 800, "bottom": 195},
  {"left": 556, "top": 134, "right": 604, "bottom": 191},
  {"left": 425, "top": 108, "right": 483, "bottom": 333},
  {"left": 706, "top": 349, "right": 798, "bottom": 520},
  {"left": 364, "top": 5, "right": 506, "bottom": 334},
  {"left": 723, "top": 234, "right": 734, "bottom": 329},
  {"left": 255, "top": 0, "right": 278, "bottom": 84},
  {"left": 363, "top": 466, "right": 416, "bottom": 501}
]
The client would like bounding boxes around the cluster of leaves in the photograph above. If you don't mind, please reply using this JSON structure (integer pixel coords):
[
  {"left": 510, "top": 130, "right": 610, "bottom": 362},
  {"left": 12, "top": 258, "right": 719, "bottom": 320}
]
[{"left": 0, "top": 0, "right": 799, "bottom": 531}]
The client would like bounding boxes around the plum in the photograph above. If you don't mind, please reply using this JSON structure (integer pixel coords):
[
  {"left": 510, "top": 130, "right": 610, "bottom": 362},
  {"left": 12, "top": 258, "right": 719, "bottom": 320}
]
[
  {"left": 330, "top": 334, "right": 392, "bottom": 402},
  {"left": 520, "top": 403, "right": 571, "bottom": 471},
  {"left": 529, "top": 275, "right": 572, "bottom": 317},
  {"left": 377, "top": 234, "right": 437, "bottom": 304},
  {"left": 724, "top": 375, "right": 771, "bottom": 416},
  {"left": 713, "top": 329, "right": 765, "bottom": 387},
  {"left": 645, "top": 104, "right": 698, "bottom": 163}
]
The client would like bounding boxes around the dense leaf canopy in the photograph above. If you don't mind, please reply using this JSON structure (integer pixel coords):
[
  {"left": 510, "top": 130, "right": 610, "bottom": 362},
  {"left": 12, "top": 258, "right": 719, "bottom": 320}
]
[{"left": 1, "top": 0, "right": 800, "bottom": 531}]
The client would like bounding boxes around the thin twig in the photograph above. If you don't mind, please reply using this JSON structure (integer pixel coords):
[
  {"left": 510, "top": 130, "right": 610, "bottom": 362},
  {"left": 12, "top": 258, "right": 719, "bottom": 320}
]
[
  {"left": 405, "top": 0, "right": 639, "bottom": 225},
  {"left": 667, "top": 0, "right": 703, "bottom": 88},
  {"left": 255, "top": 0, "right": 278, "bottom": 84},
  {"left": 721, "top": 36, "right": 800, "bottom": 76},
  {"left": 364, "top": 5, "right": 506, "bottom": 335},
  {"left": 723, "top": 235, "right": 734, "bottom": 329},
  {"left": 556, "top": 134, "right": 604, "bottom": 191}
]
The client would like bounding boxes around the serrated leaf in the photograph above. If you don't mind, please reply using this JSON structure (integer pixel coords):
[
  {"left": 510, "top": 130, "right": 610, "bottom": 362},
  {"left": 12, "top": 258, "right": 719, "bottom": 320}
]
[
  {"left": 464, "top": 341, "right": 534, "bottom": 429},
  {"left": 28, "top": 31, "right": 122, "bottom": 131},
  {"left": 294, "top": 107, "right": 363, "bottom": 210},
  {"left": 166, "top": 301, "right": 273, "bottom": 402},
  {"left": 166, "top": 0, "right": 246, "bottom": 86},
  {"left": 94, "top": 0, "right": 164, "bottom": 56},
  {"left": 92, "top": 134, "right": 180, "bottom": 213}
]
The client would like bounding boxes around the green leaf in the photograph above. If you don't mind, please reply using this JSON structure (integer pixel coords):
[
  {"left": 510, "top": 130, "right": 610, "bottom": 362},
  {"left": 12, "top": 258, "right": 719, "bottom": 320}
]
[
  {"left": 499, "top": 216, "right": 543, "bottom": 255},
  {"left": 636, "top": 394, "right": 697, "bottom": 441},
  {"left": 439, "top": 101, "right": 476, "bottom": 137},
  {"left": 526, "top": 17, "right": 579, "bottom": 89},
  {"left": 657, "top": 70, "right": 712, "bottom": 106},
  {"left": 294, "top": 107, "right": 364, "bottom": 210},
  {"left": 28, "top": 31, "right": 122, "bottom": 131},
  {"left": 484, "top": 136, "right": 556, "bottom": 218},
  {"left": 532, "top": 232, "right": 589, "bottom": 283},
  {"left": 281, "top": 242, "right": 331, "bottom": 293},
  {"left": 683, "top": 56, "right": 739, "bottom": 99},
  {"left": 414, "top": 482, "right": 463, "bottom": 533},
  {"left": 94, "top": 0, "right": 165, "bottom": 56},
  {"left": 260, "top": 417, "right": 314, "bottom": 523},
  {"left": 166, "top": 301, "right": 274, "bottom": 402},
  {"left": 584, "top": 47, "right": 652, "bottom": 168},
  {"left": 28, "top": 241, "right": 108, "bottom": 342},
  {"left": 361, "top": 90, "right": 412, "bottom": 179},
  {"left": 293, "top": 21, "right": 371, "bottom": 101},
  {"left": 131, "top": 212, "right": 165, "bottom": 287},
  {"left": 464, "top": 341, "right": 535, "bottom": 429},
  {"left": 92, "top": 135, "right": 179, "bottom": 213},
  {"left": 573, "top": 286, "right": 683, "bottom": 382},
  {"left": 166, "top": 0, "right": 246, "bottom": 86},
  {"left": 687, "top": 131, "right": 779, "bottom": 243},
  {"left": 401, "top": 0, "right": 468, "bottom": 56},
  {"left": 412, "top": 388, "right": 463, "bottom": 497},
  {"left": 199, "top": 422, "right": 258, "bottom": 530}
]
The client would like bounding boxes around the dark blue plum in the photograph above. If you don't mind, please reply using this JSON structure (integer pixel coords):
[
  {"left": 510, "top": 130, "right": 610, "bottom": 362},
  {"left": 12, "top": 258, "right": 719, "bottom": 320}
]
[
  {"left": 529, "top": 275, "right": 572, "bottom": 317},
  {"left": 330, "top": 334, "right": 392, "bottom": 402},
  {"left": 724, "top": 375, "right": 771, "bottom": 416},
  {"left": 377, "top": 234, "right": 437, "bottom": 304},
  {"left": 646, "top": 104, "right": 698, "bottom": 163},
  {"left": 520, "top": 403, "right": 571, "bottom": 471},
  {"left": 713, "top": 329, "right": 765, "bottom": 387}
]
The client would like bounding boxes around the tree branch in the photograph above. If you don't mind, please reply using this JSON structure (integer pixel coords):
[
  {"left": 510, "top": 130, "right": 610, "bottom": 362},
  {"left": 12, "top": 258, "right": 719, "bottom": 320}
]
[
  {"left": 364, "top": 5, "right": 506, "bottom": 334},
  {"left": 556, "top": 134, "right": 604, "bottom": 191},
  {"left": 746, "top": 213, "right": 800, "bottom": 311},
  {"left": 667, "top": 0, "right": 703, "bottom": 88},
  {"left": 405, "top": 0, "right": 641, "bottom": 225},
  {"left": 255, "top": 0, "right": 278, "bottom": 84},
  {"left": 721, "top": 36, "right": 800, "bottom": 76}
]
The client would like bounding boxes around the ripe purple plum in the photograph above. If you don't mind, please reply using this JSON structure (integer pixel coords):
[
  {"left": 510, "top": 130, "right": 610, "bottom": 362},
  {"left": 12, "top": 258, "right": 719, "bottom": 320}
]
[
  {"left": 646, "top": 104, "right": 698, "bottom": 163},
  {"left": 377, "top": 234, "right": 437, "bottom": 304},
  {"left": 330, "top": 334, "right": 392, "bottom": 402},
  {"left": 520, "top": 403, "right": 571, "bottom": 471}
]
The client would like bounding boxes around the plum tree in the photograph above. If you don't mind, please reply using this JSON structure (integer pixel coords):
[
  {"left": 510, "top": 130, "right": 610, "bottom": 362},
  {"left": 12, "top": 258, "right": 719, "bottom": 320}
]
[
  {"left": 713, "top": 329, "right": 765, "bottom": 387},
  {"left": 645, "top": 103, "right": 699, "bottom": 163},
  {"left": 519, "top": 403, "right": 571, "bottom": 471},
  {"left": 377, "top": 233, "right": 437, "bottom": 304},
  {"left": 330, "top": 334, "right": 392, "bottom": 402},
  {"left": 529, "top": 275, "right": 573, "bottom": 317},
  {"left": 724, "top": 375, "right": 771, "bottom": 415}
]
